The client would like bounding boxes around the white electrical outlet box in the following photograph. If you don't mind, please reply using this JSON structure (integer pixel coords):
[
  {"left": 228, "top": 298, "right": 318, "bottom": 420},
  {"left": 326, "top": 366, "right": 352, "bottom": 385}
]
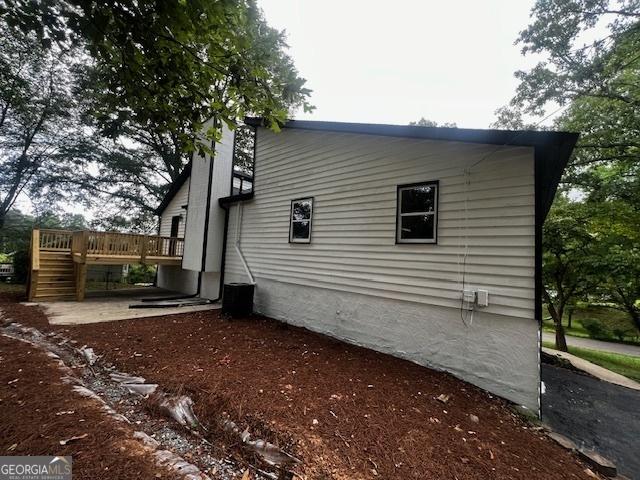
[
  {"left": 462, "top": 289, "right": 476, "bottom": 310},
  {"left": 476, "top": 289, "right": 489, "bottom": 307}
]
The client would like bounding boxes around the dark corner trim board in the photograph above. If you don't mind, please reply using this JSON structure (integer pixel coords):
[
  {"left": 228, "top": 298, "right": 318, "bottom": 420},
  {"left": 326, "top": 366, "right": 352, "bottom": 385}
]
[
  {"left": 155, "top": 162, "right": 192, "bottom": 215},
  {"left": 218, "top": 191, "right": 255, "bottom": 206}
]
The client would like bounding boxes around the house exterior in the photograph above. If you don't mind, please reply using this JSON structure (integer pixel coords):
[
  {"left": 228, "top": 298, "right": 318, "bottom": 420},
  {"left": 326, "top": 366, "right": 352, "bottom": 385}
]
[{"left": 156, "top": 119, "right": 578, "bottom": 413}]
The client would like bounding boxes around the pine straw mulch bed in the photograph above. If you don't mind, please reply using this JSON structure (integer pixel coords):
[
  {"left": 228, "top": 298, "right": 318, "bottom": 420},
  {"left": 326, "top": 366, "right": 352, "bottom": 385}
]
[
  {"left": 0, "top": 290, "right": 595, "bottom": 480},
  {"left": 0, "top": 332, "right": 179, "bottom": 480}
]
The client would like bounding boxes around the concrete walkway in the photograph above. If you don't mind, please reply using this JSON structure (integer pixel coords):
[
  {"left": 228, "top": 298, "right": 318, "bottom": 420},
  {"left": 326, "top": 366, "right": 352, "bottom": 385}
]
[
  {"left": 542, "top": 347, "right": 640, "bottom": 391},
  {"left": 542, "top": 331, "right": 640, "bottom": 357},
  {"left": 30, "top": 288, "right": 220, "bottom": 325}
]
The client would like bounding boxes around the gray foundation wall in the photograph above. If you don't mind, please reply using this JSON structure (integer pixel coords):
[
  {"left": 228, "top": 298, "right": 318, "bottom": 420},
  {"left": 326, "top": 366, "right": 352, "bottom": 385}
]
[
  {"left": 227, "top": 275, "right": 540, "bottom": 411},
  {"left": 157, "top": 265, "right": 198, "bottom": 295}
]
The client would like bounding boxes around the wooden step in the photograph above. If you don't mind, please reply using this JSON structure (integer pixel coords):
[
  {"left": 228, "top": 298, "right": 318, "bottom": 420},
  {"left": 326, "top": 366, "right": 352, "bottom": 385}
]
[
  {"left": 40, "top": 261, "right": 73, "bottom": 268},
  {"left": 39, "top": 264, "right": 74, "bottom": 270},
  {"left": 35, "top": 286, "right": 76, "bottom": 294},
  {"left": 38, "top": 271, "right": 74, "bottom": 282},
  {"left": 40, "top": 253, "right": 71, "bottom": 258},
  {"left": 38, "top": 280, "right": 74, "bottom": 287},
  {"left": 33, "top": 294, "right": 75, "bottom": 301}
]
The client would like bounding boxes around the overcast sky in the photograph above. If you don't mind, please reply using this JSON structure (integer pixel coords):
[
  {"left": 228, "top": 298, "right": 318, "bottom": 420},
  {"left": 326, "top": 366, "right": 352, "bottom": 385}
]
[{"left": 258, "top": 0, "right": 541, "bottom": 128}]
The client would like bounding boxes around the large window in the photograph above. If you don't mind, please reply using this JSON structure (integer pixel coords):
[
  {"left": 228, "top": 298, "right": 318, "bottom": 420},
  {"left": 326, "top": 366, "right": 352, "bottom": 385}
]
[
  {"left": 289, "top": 197, "right": 313, "bottom": 243},
  {"left": 396, "top": 181, "right": 438, "bottom": 243}
]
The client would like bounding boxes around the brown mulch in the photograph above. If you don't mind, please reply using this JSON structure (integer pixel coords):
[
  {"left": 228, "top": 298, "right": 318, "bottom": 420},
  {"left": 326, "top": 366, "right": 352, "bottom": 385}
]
[
  {"left": 0, "top": 332, "right": 178, "bottom": 479},
  {"left": 1, "top": 289, "right": 595, "bottom": 479}
]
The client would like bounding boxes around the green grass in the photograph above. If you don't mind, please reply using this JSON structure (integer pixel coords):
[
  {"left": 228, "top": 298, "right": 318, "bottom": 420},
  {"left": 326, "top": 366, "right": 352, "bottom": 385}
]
[
  {"left": 543, "top": 341, "right": 640, "bottom": 382},
  {"left": 543, "top": 304, "right": 640, "bottom": 346}
]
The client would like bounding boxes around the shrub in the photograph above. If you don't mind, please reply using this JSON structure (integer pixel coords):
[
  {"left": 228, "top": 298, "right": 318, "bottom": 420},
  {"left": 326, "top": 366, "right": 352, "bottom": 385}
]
[
  {"left": 127, "top": 264, "right": 156, "bottom": 284},
  {"left": 12, "top": 249, "right": 30, "bottom": 284},
  {"left": 581, "top": 318, "right": 611, "bottom": 340},
  {"left": 612, "top": 328, "right": 632, "bottom": 342}
]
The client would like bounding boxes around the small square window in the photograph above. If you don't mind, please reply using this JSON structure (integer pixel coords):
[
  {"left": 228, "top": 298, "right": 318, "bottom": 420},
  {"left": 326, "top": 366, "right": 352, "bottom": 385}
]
[
  {"left": 289, "top": 198, "right": 313, "bottom": 243},
  {"left": 397, "top": 181, "right": 438, "bottom": 243}
]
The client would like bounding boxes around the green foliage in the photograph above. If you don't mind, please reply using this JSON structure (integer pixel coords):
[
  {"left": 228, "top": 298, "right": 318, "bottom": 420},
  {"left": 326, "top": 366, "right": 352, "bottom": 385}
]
[
  {"left": 2, "top": 0, "right": 314, "bottom": 154},
  {"left": 502, "top": 1, "right": 640, "bottom": 338},
  {"left": 1, "top": 208, "right": 87, "bottom": 284},
  {"left": 410, "top": 118, "right": 458, "bottom": 128},
  {"left": 543, "top": 198, "right": 598, "bottom": 320},
  {"left": 0, "top": 23, "right": 92, "bottom": 227},
  {"left": 232, "top": 125, "right": 256, "bottom": 175},
  {"left": 581, "top": 318, "right": 610, "bottom": 340},
  {"left": 127, "top": 264, "right": 156, "bottom": 285},
  {"left": 513, "top": 0, "right": 640, "bottom": 116},
  {"left": 1, "top": 1, "right": 313, "bottom": 229},
  {"left": 11, "top": 249, "right": 28, "bottom": 283}
]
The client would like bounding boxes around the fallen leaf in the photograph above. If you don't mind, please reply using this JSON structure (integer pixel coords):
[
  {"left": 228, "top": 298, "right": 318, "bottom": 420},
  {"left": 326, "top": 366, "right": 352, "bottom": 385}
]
[
  {"left": 241, "top": 470, "right": 251, "bottom": 480},
  {"left": 59, "top": 433, "right": 88, "bottom": 445},
  {"left": 8, "top": 443, "right": 17, "bottom": 452},
  {"left": 436, "top": 394, "right": 450, "bottom": 404}
]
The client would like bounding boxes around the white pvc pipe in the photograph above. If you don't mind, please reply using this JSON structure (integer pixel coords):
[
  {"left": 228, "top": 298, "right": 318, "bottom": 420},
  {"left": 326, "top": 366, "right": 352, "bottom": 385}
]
[{"left": 235, "top": 203, "right": 255, "bottom": 285}]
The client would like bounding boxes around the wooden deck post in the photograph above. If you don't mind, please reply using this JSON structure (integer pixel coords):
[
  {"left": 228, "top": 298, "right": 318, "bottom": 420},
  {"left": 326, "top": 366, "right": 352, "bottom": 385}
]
[
  {"left": 75, "top": 231, "right": 89, "bottom": 301},
  {"left": 27, "top": 229, "right": 40, "bottom": 301},
  {"left": 75, "top": 264, "right": 87, "bottom": 302},
  {"left": 140, "top": 235, "right": 148, "bottom": 265}
]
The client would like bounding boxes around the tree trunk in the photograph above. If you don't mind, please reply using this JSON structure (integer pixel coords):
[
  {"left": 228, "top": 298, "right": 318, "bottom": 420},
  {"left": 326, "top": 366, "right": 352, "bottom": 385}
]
[
  {"left": 567, "top": 307, "right": 574, "bottom": 329},
  {"left": 554, "top": 321, "right": 569, "bottom": 352},
  {"left": 630, "top": 309, "right": 640, "bottom": 334},
  {"left": 544, "top": 289, "right": 569, "bottom": 352}
]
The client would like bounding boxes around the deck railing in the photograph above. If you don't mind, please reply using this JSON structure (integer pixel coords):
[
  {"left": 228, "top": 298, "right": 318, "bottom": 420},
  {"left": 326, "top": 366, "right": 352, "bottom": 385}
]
[
  {"left": 29, "top": 228, "right": 183, "bottom": 302},
  {"left": 40, "top": 229, "right": 74, "bottom": 251},
  {"left": 35, "top": 228, "right": 184, "bottom": 261},
  {"left": 80, "top": 231, "right": 184, "bottom": 259}
]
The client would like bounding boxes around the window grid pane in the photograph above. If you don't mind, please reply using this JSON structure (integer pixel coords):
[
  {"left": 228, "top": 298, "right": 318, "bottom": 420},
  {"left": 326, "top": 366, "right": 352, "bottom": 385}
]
[
  {"left": 290, "top": 197, "right": 313, "bottom": 243},
  {"left": 397, "top": 182, "right": 438, "bottom": 243}
]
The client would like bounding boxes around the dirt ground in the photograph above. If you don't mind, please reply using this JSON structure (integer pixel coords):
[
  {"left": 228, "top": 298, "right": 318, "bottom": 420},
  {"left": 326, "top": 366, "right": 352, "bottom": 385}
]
[
  {"left": 1, "top": 290, "right": 595, "bottom": 479},
  {"left": 0, "top": 334, "right": 178, "bottom": 480}
]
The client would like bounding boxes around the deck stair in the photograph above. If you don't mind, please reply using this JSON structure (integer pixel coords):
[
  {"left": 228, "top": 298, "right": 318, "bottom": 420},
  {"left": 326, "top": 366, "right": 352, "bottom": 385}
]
[
  {"left": 28, "top": 229, "right": 183, "bottom": 302},
  {"left": 33, "top": 252, "right": 76, "bottom": 300}
]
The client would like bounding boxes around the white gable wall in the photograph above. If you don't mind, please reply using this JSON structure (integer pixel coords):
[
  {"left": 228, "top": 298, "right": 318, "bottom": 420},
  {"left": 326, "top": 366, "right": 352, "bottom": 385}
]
[
  {"left": 158, "top": 122, "right": 234, "bottom": 297},
  {"left": 157, "top": 179, "right": 198, "bottom": 293},
  {"left": 159, "top": 181, "right": 189, "bottom": 237},
  {"left": 223, "top": 128, "right": 540, "bottom": 411}
]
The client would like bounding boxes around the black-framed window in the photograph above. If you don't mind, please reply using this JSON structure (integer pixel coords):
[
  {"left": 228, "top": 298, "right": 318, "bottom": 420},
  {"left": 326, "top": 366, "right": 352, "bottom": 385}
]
[
  {"left": 289, "top": 197, "right": 313, "bottom": 243},
  {"left": 396, "top": 181, "right": 438, "bottom": 243}
]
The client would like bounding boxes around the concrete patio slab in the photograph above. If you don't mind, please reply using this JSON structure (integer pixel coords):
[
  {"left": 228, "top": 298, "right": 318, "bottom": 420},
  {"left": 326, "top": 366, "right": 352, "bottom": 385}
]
[{"left": 34, "top": 288, "right": 220, "bottom": 325}]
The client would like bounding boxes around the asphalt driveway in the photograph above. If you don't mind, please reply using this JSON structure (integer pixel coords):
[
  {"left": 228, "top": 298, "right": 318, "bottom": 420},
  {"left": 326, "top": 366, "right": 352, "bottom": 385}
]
[
  {"left": 542, "top": 363, "right": 640, "bottom": 479},
  {"left": 542, "top": 332, "right": 640, "bottom": 357}
]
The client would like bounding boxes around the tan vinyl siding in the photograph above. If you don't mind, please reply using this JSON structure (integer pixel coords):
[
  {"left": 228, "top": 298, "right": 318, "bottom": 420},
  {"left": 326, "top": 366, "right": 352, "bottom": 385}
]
[
  {"left": 225, "top": 128, "right": 535, "bottom": 319},
  {"left": 159, "top": 181, "right": 189, "bottom": 237}
]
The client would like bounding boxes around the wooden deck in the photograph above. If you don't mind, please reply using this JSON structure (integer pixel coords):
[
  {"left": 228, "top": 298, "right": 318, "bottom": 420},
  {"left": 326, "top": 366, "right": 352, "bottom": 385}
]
[{"left": 28, "top": 229, "right": 183, "bottom": 301}]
